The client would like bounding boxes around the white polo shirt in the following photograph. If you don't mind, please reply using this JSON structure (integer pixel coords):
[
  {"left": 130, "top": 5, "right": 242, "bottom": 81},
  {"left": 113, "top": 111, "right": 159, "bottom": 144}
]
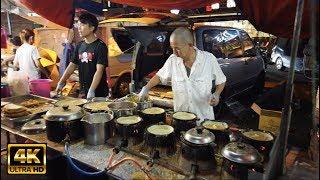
[
  {"left": 156, "top": 48, "right": 226, "bottom": 123},
  {"left": 13, "top": 43, "right": 41, "bottom": 80}
]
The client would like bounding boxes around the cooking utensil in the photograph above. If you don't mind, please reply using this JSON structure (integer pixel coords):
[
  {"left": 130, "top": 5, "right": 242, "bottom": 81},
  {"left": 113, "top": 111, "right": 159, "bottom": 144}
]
[
  {"left": 81, "top": 112, "right": 114, "bottom": 145},
  {"left": 115, "top": 115, "right": 143, "bottom": 137},
  {"left": 240, "top": 129, "right": 274, "bottom": 161},
  {"left": 44, "top": 105, "right": 85, "bottom": 142},
  {"left": 83, "top": 101, "right": 111, "bottom": 113},
  {"left": 180, "top": 127, "right": 216, "bottom": 161},
  {"left": 172, "top": 111, "right": 198, "bottom": 134},
  {"left": 136, "top": 100, "right": 153, "bottom": 111},
  {"left": 21, "top": 118, "right": 46, "bottom": 134},
  {"left": 144, "top": 123, "right": 175, "bottom": 148},
  {"left": 221, "top": 142, "right": 262, "bottom": 180},
  {"left": 140, "top": 107, "right": 166, "bottom": 129},
  {"left": 1, "top": 83, "right": 11, "bottom": 98},
  {"left": 201, "top": 120, "right": 230, "bottom": 152},
  {"left": 108, "top": 101, "right": 137, "bottom": 118},
  {"left": 55, "top": 98, "right": 88, "bottom": 107}
]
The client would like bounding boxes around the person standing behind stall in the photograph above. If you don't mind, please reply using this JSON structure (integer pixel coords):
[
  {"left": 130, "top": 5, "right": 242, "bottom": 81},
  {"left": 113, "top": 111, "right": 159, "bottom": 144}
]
[
  {"left": 13, "top": 29, "right": 49, "bottom": 80},
  {"left": 56, "top": 12, "right": 108, "bottom": 99},
  {"left": 1, "top": 36, "right": 22, "bottom": 67},
  {"left": 59, "top": 28, "right": 75, "bottom": 77},
  {"left": 138, "top": 27, "right": 226, "bottom": 123}
]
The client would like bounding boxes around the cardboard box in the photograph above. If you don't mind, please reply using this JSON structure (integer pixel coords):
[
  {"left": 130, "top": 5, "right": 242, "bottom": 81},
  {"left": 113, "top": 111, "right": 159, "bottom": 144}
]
[{"left": 251, "top": 103, "right": 282, "bottom": 135}]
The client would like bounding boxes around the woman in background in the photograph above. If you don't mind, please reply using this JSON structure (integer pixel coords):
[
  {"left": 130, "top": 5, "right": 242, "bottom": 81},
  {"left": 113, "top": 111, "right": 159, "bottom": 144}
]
[{"left": 13, "top": 28, "right": 49, "bottom": 80}]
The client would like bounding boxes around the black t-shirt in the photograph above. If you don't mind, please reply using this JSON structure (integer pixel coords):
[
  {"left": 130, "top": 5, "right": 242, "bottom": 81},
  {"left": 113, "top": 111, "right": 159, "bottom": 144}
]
[{"left": 72, "top": 39, "right": 108, "bottom": 97}]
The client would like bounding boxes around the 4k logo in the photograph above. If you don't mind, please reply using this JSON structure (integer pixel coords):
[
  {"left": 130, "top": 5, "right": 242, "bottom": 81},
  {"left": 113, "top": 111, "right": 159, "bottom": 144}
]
[{"left": 8, "top": 144, "right": 46, "bottom": 174}]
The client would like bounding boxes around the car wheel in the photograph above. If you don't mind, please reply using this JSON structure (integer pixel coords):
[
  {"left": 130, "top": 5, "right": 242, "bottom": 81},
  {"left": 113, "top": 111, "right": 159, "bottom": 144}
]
[
  {"left": 114, "top": 75, "right": 131, "bottom": 98},
  {"left": 276, "top": 57, "right": 285, "bottom": 71}
]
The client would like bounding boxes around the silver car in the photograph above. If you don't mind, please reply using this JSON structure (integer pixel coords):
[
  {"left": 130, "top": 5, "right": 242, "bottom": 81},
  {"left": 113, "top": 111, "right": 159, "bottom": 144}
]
[{"left": 271, "top": 45, "right": 303, "bottom": 71}]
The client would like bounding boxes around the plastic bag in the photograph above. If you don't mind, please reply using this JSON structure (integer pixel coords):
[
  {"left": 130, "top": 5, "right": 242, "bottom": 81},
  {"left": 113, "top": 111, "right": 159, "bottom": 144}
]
[{"left": 7, "top": 68, "right": 30, "bottom": 96}]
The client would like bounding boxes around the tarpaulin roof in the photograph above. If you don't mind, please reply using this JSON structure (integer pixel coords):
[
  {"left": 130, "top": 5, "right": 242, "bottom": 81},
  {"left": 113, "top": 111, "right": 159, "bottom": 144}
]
[
  {"left": 236, "top": 0, "right": 318, "bottom": 39},
  {"left": 109, "top": 0, "right": 219, "bottom": 10},
  {"left": 18, "top": 0, "right": 104, "bottom": 28},
  {"left": 16, "top": 0, "right": 318, "bottom": 38}
]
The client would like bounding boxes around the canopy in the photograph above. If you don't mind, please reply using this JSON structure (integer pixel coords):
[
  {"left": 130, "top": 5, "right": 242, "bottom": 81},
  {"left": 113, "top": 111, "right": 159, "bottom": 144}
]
[
  {"left": 236, "top": 0, "right": 318, "bottom": 39},
  {"left": 16, "top": 0, "right": 318, "bottom": 38}
]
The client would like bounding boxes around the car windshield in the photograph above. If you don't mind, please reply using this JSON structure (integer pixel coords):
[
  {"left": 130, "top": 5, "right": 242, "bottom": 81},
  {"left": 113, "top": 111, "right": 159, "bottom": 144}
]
[
  {"left": 111, "top": 29, "right": 136, "bottom": 53},
  {"left": 203, "top": 29, "right": 255, "bottom": 58}
]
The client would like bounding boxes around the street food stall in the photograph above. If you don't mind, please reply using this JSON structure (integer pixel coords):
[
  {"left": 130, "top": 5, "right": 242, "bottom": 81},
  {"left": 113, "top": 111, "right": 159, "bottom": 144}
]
[{"left": 1, "top": 0, "right": 318, "bottom": 180}]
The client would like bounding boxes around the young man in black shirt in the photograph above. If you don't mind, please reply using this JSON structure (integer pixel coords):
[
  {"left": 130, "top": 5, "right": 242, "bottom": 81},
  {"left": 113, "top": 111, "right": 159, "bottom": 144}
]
[{"left": 56, "top": 12, "right": 108, "bottom": 99}]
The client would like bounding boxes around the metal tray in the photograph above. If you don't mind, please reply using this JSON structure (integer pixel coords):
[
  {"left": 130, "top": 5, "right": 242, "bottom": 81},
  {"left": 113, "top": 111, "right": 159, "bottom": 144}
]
[{"left": 1, "top": 94, "right": 56, "bottom": 128}]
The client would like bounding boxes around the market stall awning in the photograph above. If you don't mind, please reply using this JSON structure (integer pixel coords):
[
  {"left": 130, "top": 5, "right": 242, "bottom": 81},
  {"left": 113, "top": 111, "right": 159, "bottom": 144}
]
[
  {"left": 109, "top": 0, "right": 219, "bottom": 10},
  {"left": 18, "top": 0, "right": 104, "bottom": 28},
  {"left": 16, "top": 0, "right": 318, "bottom": 38},
  {"left": 236, "top": 0, "right": 318, "bottom": 39}
]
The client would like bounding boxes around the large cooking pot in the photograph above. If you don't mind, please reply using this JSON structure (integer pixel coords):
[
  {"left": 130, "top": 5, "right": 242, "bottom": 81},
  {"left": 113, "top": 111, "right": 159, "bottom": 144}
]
[
  {"left": 108, "top": 101, "right": 137, "bottom": 118},
  {"left": 201, "top": 120, "right": 230, "bottom": 151},
  {"left": 83, "top": 101, "right": 112, "bottom": 113},
  {"left": 55, "top": 98, "right": 88, "bottom": 107},
  {"left": 140, "top": 107, "right": 166, "bottom": 129},
  {"left": 125, "top": 93, "right": 153, "bottom": 111},
  {"left": 172, "top": 111, "right": 198, "bottom": 134},
  {"left": 180, "top": 127, "right": 216, "bottom": 161},
  {"left": 239, "top": 129, "right": 274, "bottom": 161},
  {"left": 44, "top": 105, "right": 85, "bottom": 143},
  {"left": 114, "top": 115, "right": 143, "bottom": 139},
  {"left": 144, "top": 123, "right": 175, "bottom": 148},
  {"left": 1, "top": 83, "right": 11, "bottom": 98},
  {"left": 81, "top": 111, "right": 114, "bottom": 145},
  {"left": 221, "top": 142, "right": 262, "bottom": 180}
]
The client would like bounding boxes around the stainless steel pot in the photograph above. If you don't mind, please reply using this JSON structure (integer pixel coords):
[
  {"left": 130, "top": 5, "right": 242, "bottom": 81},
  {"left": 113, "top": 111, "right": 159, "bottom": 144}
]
[
  {"left": 136, "top": 100, "right": 153, "bottom": 111},
  {"left": 180, "top": 127, "right": 216, "bottom": 161},
  {"left": 108, "top": 101, "right": 137, "bottom": 118},
  {"left": 44, "top": 105, "right": 85, "bottom": 143},
  {"left": 221, "top": 142, "right": 262, "bottom": 180},
  {"left": 81, "top": 112, "right": 114, "bottom": 145}
]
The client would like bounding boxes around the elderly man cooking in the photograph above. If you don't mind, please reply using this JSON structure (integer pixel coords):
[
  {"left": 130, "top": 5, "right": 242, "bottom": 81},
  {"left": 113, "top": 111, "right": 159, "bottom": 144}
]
[{"left": 138, "top": 27, "right": 226, "bottom": 123}]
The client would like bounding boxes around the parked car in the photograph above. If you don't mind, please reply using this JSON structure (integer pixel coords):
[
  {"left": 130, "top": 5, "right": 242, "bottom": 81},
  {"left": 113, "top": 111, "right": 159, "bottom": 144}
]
[
  {"left": 271, "top": 45, "right": 304, "bottom": 71},
  {"left": 128, "top": 25, "right": 266, "bottom": 115},
  {"left": 96, "top": 26, "right": 136, "bottom": 97}
]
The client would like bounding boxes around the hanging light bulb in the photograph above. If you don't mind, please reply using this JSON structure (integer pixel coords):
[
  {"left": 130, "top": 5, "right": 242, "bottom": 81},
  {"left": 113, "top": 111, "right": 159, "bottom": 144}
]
[
  {"left": 211, "top": 3, "right": 220, "bottom": 10},
  {"left": 170, "top": 9, "right": 180, "bottom": 15}
]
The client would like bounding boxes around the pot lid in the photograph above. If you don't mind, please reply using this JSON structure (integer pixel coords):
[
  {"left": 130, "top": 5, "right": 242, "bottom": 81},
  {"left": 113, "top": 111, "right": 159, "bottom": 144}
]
[
  {"left": 45, "top": 105, "right": 84, "bottom": 121},
  {"left": 221, "top": 142, "right": 261, "bottom": 164},
  {"left": 183, "top": 127, "right": 215, "bottom": 145},
  {"left": 55, "top": 98, "right": 87, "bottom": 107},
  {"left": 21, "top": 118, "right": 46, "bottom": 132}
]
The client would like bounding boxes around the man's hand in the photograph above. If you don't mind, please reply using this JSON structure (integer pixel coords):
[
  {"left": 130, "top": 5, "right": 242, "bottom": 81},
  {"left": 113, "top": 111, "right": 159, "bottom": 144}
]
[
  {"left": 138, "top": 86, "right": 149, "bottom": 101},
  {"left": 209, "top": 93, "right": 220, "bottom": 106},
  {"left": 55, "top": 81, "right": 66, "bottom": 94},
  {"left": 86, "top": 88, "right": 95, "bottom": 99}
]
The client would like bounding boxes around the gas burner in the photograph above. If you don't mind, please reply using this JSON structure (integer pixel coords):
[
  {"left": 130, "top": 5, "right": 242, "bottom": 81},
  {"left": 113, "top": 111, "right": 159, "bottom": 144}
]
[
  {"left": 108, "top": 135, "right": 143, "bottom": 148},
  {"left": 140, "top": 143, "right": 177, "bottom": 159},
  {"left": 178, "top": 154, "right": 217, "bottom": 175}
]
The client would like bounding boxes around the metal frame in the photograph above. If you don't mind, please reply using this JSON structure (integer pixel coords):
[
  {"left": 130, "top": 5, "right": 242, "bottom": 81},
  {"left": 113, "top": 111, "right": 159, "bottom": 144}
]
[{"left": 264, "top": 0, "right": 319, "bottom": 179}]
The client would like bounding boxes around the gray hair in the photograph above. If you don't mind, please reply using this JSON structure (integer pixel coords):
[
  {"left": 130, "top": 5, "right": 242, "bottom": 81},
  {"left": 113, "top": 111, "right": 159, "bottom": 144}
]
[{"left": 170, "top": 27, "right": 194, "bottom": 44}]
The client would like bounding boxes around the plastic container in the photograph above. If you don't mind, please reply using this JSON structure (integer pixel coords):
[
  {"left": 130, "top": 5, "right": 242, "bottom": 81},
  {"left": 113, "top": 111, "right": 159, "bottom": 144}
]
[
  {"left": 1, "top": 83, "right": 11, "bottom": 98},
  {"left": 29, "top": 79, "right": 52, "bottom": 97}
]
